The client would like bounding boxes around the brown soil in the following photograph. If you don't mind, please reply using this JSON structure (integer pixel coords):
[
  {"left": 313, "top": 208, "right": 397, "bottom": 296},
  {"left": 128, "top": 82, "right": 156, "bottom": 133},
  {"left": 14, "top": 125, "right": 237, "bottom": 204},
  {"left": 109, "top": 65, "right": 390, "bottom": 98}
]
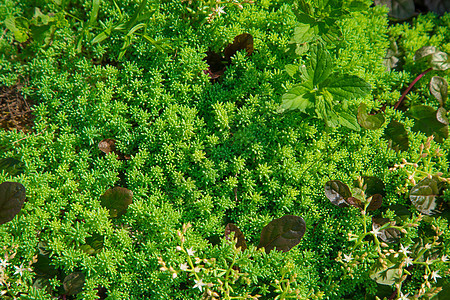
[{"left": 0, "top": 82, "right": 35, "bottom": 133}]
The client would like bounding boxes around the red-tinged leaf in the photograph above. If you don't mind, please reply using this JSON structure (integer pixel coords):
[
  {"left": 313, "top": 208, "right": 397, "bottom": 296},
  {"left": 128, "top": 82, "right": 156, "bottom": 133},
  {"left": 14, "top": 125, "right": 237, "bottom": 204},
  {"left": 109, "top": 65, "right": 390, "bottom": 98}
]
[
  {"left": 203, "top": 51, "right": 227, "bottom": 80},
  {"left": 372, "top": 217, "right": 401, "bottom": 244},
  {"left": 224, "top": 223, "right": 247, "bottom": 250},
  {"left": 324, "top": 180, "right": 351, "bottom": 207},
  {"left": 223, "top": 33, "right": 254, "bottom": 62},
  {"left": 353, "top": 176, "right": 386, "bottom": 197},
  {"left": 257, "top": 215, "right": 306, "bottom": 253},
  {"left": 409, "top": 176, "right": 447, "bottom": 215},
  {"left": 98, "top": 138, "right": 117, "bottom": 155},
  {"left": 430, "top": 76, "right": 448, "bottom": 106},
  {"left": 100, "top": 187, "right": 133, "bottom": 218},
  {"left": 374, "top": 0, "right": 415, "bottom": 20},
  {"left": 367, "top": 194, "right": 383, "bottom": 211},
  {"left": 0, "top": 182, "right": 26, "bottom": 225},
  {"left": 346, "top": 196, "right": 363, "bottom": 210},
  {"left": 437, "top": 107, "right": 449, "bottom": 125}
]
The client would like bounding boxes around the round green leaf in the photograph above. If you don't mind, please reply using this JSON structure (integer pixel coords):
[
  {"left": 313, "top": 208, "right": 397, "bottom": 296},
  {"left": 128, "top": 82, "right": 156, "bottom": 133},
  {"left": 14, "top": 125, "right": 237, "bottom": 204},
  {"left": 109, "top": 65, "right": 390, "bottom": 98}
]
[
  {"left": 0, "top": 182, "right": 26, "bottom": 225},
  {"left": 100, "top": 187, "right": 133, "bottom": 218},
  {"left": 357, "top": 103, "right": 385, "bottom": 130}
]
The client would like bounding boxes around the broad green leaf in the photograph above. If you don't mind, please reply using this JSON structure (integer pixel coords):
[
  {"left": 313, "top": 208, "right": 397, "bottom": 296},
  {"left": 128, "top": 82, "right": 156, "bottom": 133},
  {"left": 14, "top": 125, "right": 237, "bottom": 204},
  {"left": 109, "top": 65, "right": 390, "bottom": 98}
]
[
  {"left": 324, "top": 180, "right": 351, "bottom": 207},
  {"left": 372, "top": 218, "right": 401, "bottom": 244},
  {"left": 346, "top": 1, "right": 370, "bottom": 11},
  {"left": 290, "top": 23, "right": 316, "bottom": 44},
  {"left": 0, "top": 157, "right": 25, "bottom": 176},
  {"left": 374, "top": 0, "right": 415, "bottom": 20},
  {"left": 257, "top": 215, "right": 306, "bottom": 253},
  {"left": 430, "top": 76, "right": 448, "bottom": 106},
  {"left": 383, "top": 120, "right": 409, "bottom": 151},
  {"left": 100, "top": 187, "right": 133, "bottom": 218},
  {"left": 0, "top": 182, "right": 26, "bottom": 225},
  {"left": 92, "top": 31, "right": 109, "bottom": 44},
  {"left": 301, "top": 43, "right": 333, "bottom": 86},
  {"left": 4, "top": 17, "right": 29, "bottom": 43},
  {"left": 89, "top": 0, "right": 100, "bottom": 26},
  {"left": 338, "top": 111, "right": 360, "bottom": 131},
  {"left": 410, "top": 176, "right": 446, "bottom": 215},
  {"left": 280, "top": 83, "right": 314, "bottom": 112},
  {"left": 357, "top": 103, "right": 385, "bottom": 130},
  {"left": 430, "top": 51, "right": 450, "bottom": 71},
  {"left": 407, "top": 105, "right": 448, "bottom": 143},
  {"left": 224, "top": 223, "right": 247, "bottom": 250},
  {"left": 325, "top": 75, "right": 371, "bottom": 102},
  {"left": 285, "top": 64, "right": 298, "bottom": 78},
  {"left": 414, "top": 46, "right": 437, "bottom": 61}
]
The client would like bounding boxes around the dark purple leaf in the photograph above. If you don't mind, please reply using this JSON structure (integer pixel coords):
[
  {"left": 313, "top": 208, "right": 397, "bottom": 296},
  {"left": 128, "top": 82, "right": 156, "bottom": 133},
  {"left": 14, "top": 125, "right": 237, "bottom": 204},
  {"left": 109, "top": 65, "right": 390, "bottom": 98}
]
[
  {"left": 224, "top": 223, "right": 247, "bottom": 250},
  {"left": 374, "top": 0, "right": 415, "bottom": 20},
  {"left": 423, "top": 0, "right": 450, "bottom": 15},
  {"left": 0, "top": 182, "right": 26, "bottom": 225},
  {"left": 410, "top": 176, "right": 447, "bottom": 215},
  {"left": 383, "top": 120, "right": 409, "bottom": 151},
  {"left": 353, "top": 176, "right": 386, "bottom": 198},
  {"left": 372, "top": 217, "right": 401, "bottom": 244},
  {"left": 324, "top": 180, "right": 351, "bottom": 207},
  {"left": 100, "top": 187, "right": 133, "bottom": 218},
  {"left": 346, "top": 196, "right": 363, "bottom": 210},
  {"left": 357, "top": 103, "right": 385, "bottom": 130},
  {"left": 204, "top": 51, "right": 227, "bottom": 80},
  {"left": 367, "top": 194, "right": 383, "bottom": 211},
  {"left": 257, "top": 215, "right": 306, "bottom": 253}
]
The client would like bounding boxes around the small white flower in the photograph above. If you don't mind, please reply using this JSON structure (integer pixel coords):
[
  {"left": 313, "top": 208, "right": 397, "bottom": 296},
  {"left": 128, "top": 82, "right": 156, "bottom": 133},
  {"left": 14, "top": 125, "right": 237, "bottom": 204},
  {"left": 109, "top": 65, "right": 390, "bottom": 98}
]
[
  {"left": 441, "top": 255, "right": 449, "bottom": 263},
  {"left": 180, "top": 263, "right": 189, "bottom": 271},
  {"left": 404, "top": 256, "right": 414, "bottom": 267},
  {"left": 399, "top": 244, "right": 411, "bottom": 256},
  {"left": 13, "top": 264, "right": 27, "bottom": 276},
  {"left": 343, "top": 253, "right": 353, "bottom": 263},
  {"left": 186, "top": 247, "right": 196, "bottom": 256},
  {"left": 398, "top": 291, "right": 410, "bottom": 300},
  {"left": 215, "top": 6, "right": 226, "bottom": 16},
  {"left": 370, "top": 228, "right": 381, "bottom": 237},
  {"left": 172, "top": 272, "right": 177, "bottom": 279},
  {"left": 0, "top": 258, "right": 9, "bottom": 269},
  {"left": 176, "top": 246, "right": 182, "bottom": 251},
  {"left": 193, "top": 278, "right": 206, "bottom": 292},
  {"left": 431, "top": 270, "right": 441, "bottom": 282}
]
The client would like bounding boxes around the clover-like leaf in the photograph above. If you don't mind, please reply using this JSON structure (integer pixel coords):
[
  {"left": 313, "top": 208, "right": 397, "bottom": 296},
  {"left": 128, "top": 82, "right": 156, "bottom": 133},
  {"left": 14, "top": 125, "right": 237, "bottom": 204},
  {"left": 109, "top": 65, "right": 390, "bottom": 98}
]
[
  {"left": 372, "top": 217, "right": 401, "bottom": 244},
  {"left": 407, "top": 105, "right": 448, "bottom": 143},
  {"left": 224, "top": 223, "right": 247, "bottom": 251},
  {"left": 0, "top": 182, "right": 26, "bottom": 225},
  {"left": 430, "top": 76, "right": 448, "bottom": 106},
  {"left": 223, "top": 33, "right": 254, "bottom": 62},
  {"left": 100, "top": 187, "right": 133, "bottom": 218},
  {"left": 257, "top": 215, "right": 306, "bottom": 253},
  {"left": 324, "top": 180, "right": 351, "bottom": 207},
  {"left": 0, "top": 157, "right": 25, "bottom": 176},
  {"left": 63, "top": 272, "right": 85, "bottom": 296},
  {"left": 413, "top": 46, "right": 437, "bottom": 61},
  {"left": 357, "top": 103, "right": 385, "bottom": 130},
  {"left": 383, "top": 120, "right": 409, "bottom": 151},
  {"left": 374, "top": 0, "right": 415, "bottom": 20},
  {"left": 410, "top": 176, "right": 447, "bottom": 215}
]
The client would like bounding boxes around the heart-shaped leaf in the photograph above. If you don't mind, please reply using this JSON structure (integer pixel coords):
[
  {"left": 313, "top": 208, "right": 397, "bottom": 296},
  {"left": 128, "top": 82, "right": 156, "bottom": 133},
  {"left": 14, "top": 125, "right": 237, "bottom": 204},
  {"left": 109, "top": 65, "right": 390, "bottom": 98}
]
[
  {"left": 100, "top": 187, "right": 133, "bottom": 218},
  {"left": 324, "top": 180, "right": 351, "bottom": 207},
  {"left": 357, "top": 103, "right": 385, "bottom": 130},
  {"left": 223, "top": 33, "right": 254, "bottom": 62},
  {"left": 430, "top": 76, "right": 448, "bottom": 106},
  {"left": 224, "top": 223, "right": 247, "bottom": 251},
  {"left": 372, "top": 217, "right": 401, "bottom": 244},
  {"left": 257, "top": 215, "right": 306, "bottom": 253},
  {"left": 407, "top": 105, "right": 448, "bottom": 143},
  {"left": 0, "top": 157, "right": 25, "bottom": 176},
  {"left": 63, "top": 272, "right": 85, "bottom": 296},
  {"left": 383, "top": 120, "right": 409, "bottom": 151},
  {"left": 374, "top": 0, "right": 415, "bottom": 20},
  {"left": 0, "top": 182, "right": 26, "bottom": 225},
  {"left": 410, "top": 176, "right": 447, "bottom": 215}
]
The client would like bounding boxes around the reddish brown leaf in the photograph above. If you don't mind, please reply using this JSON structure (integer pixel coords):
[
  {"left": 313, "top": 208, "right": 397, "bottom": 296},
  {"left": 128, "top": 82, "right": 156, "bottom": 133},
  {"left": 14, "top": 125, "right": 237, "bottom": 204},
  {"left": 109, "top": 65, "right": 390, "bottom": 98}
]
[
  {"left": 223, "top": 33, "right": 254, "bottom": 62},
  {"left": 224, "top": 223, "right": 247, "bottom": 250}
]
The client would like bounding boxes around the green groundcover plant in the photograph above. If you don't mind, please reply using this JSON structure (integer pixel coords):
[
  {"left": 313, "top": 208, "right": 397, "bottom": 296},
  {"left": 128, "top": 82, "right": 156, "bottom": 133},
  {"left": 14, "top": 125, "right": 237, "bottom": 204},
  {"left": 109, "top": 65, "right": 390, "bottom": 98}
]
[{"left": 0, "top": 0, "right": 450, "bottom": 299}]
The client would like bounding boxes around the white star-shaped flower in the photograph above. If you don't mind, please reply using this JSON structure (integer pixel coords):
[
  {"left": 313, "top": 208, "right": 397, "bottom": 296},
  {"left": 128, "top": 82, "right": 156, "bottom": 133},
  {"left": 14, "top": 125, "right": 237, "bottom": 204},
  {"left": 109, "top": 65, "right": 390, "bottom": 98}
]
[
  {"left": 404, "top": 256, "right": 413, "bottom": 267},
  {"left": 186, "top": 247, "right": 196, "bottom": 256},
  {"left": 180, "top": 263, "right": 189, "bottom": 271},
  {"left": 398, "top": 291, "right": 410, "bottom": 300},
  {"left": 431, "top": 270, "right": 441, "bottom": 282},
  {"left": 13, "top": 264, "right": 27, "bottom": 276},
  {"left": 215, "top": 6, "right": 226, "bottom": 16},
  {"left": 0, "top": 258, "right": 10, "bottom": 269},
  {"left": 441, "top": 255, "right": 449, "bottom": 263},
  {"left": 399, "top": 244, "right": 411, "bottom": 256},
  {"left": 193, "top": 278, "right": 206, "bottom": 292},
  {"left": 343, "top": 253, "right": 353, "bottom": 263},
  {"left": 370, "top": 227, "right": 382, "bottom": 237}
]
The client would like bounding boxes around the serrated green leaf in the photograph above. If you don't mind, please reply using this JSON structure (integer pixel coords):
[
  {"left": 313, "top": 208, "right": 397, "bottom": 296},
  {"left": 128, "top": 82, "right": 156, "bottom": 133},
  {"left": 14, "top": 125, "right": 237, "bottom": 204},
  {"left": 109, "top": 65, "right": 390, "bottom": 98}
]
[
  {"left": 301, "top": 43, "right": 333, "bottom": 86},
  {"left": 338, "top": 111, "right": 360, "bottom": 131},
  {"left": 290, "top": 23, "right": 317, "bottom": 44},
  {"left": 285, "top": 64, "right": 298, "bottom": 78},
  {"left": 325, "top": 75, "right": 371, "bottom": 101},
  {"left": 280, "top": 83, "right": 314, "bottom": 112}
]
